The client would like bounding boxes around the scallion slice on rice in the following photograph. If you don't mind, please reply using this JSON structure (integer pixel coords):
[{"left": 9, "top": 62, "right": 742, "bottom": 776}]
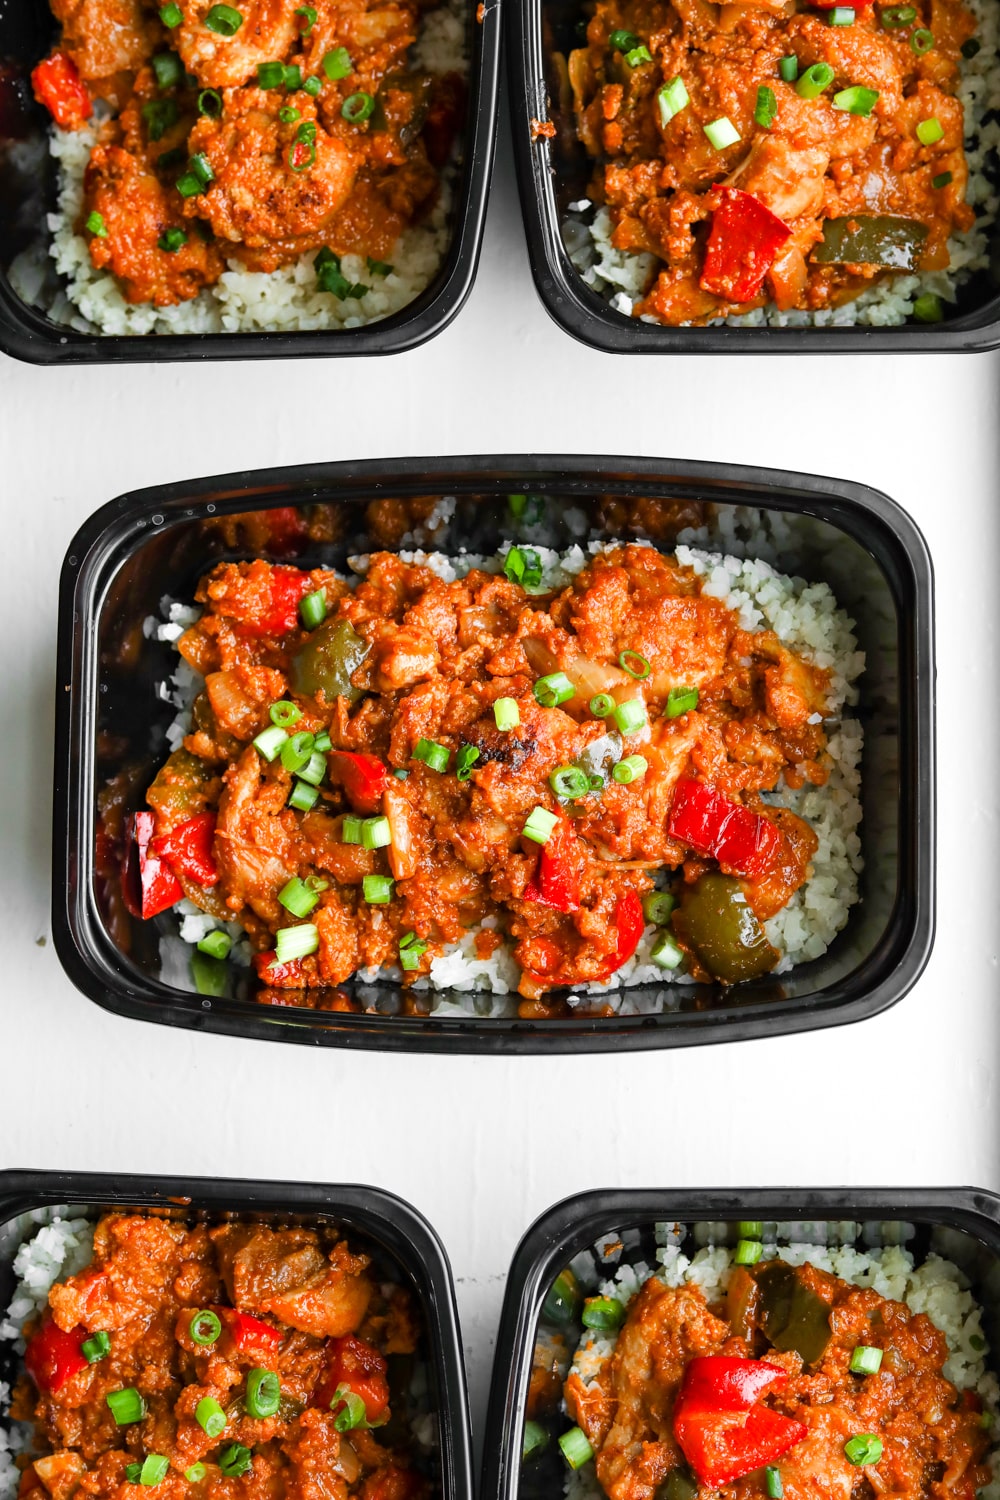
[
  {"left": 274, "top": 923, "right": 319, "bottom": 962},
  {"left": 559, "top": 1427, "right": 595, "bottom": 1470},
  {"left": 522, "top": 1419, "right": 549, "bottom": 1461},
  {"left": 650, "top": 931, "right": 684, "bottom": 970},
  {"left": 734, "top": 1238, "right": 764, "bottom": 1265}
]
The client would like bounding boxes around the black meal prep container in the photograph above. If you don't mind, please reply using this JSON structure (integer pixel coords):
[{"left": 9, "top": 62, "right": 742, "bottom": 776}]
[
  {"left": 508, "top": 0, "right": 1000, "bottom": 352},
  {"left": 0, "top": 0, "right": 500, "bottom": 364},
  {"left": 53, "top": 453, "right": 934, "bottom": 1053},
  {"left": 483, "top": 1187, "right": 1000, "bottom": 1500},
  {"left": 0, "top": 1168, "right": 472, "bottom": 1500}
]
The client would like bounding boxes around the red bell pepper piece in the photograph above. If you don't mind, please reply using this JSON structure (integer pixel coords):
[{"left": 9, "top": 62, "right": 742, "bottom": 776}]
[
  {"left": 153, "top": 812, "right": 218, "bottom": 887},
  {"left": 222, "top": 1309, "right": 283, "bottom": 1352},
  {"left": 262, "top": 507, "right": 308, "bottom": 555},
  {"left": 593, "top": 888, "right": 645, "bottom": 981},
  {"left": 31, "top": 52, "right": 91, "bottom": 130},
  {"left": 252, "top": 566, "right": 313, "bottom": 637},
  {"left": 523, "top": 821, "right": 583, "bottom": 913},
  {"left": 134, "top": 811, "right": 183, "bottom": 919},
  {"left": 668, "top": 779, "right": 781, "bottom": 881},
  {"left": 674, "top": 1356, "right": 808, "bottom": 1486},
  {"left": 328, "top": 752, "right": 390, "bottom": 815},
  {"left": 253, "top": 951, "right": 306, "bottom": 985},
  {"left": 700, "top": 189, "right": 791, "bottom": 303},
  {"left": 313, "top": 1335, "right": 389, "bottom": 1425},
  {"left": 24, "top": 1317, "right": 88, "bottom": 1394}
]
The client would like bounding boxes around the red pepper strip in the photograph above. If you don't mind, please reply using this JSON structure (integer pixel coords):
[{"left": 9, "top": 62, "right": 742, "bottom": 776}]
[
  {"left": 253, "top": 951, "right": 306, "bottom": 985},
  {"left": 523, "top": 821, "right": 583, "bottom": 913},
  {"left": 24, "top": 1318, "right": 88, "bottom": 1394},
  {"left": 314, "top": 1335, "right": 390, "bottom": 1424},
  {"left": 221, "top": 1309, "right": 283, "bottom": 1352},
  {"left": 251, "top": 566, "right": 313, "bottom": 637},
  {"left": 153, "top": 811, "right": 218, "bottom": 887},
  {"left": 134, "top": 811, "right": 182, "bottom": 919},
  {"left": 674, "top": 1356, "right": 808, "bottom": 1486},
  {"left": 700, "top": 189, "right": 792, "bottom": 303},
  {"left": 668, "top": 779, "right": 782, "bottom": 881},
  {"left": 593, "top": 888, "right": 645, "bottom": 981},
  {"left": 262, "top": 507, "right": 308, "bottom": 555},
  {"left": 31, "top": 52, "right": 91, "bottom": 130},
  {"left": 328, "top": 751, "right": 390, "bottom": 815}
]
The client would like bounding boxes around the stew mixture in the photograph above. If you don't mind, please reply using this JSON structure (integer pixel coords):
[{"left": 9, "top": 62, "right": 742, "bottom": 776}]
[
  {"left": 31, "top": 0, "right": 464, "bottom": 306},
  {"left": 11, "top": 1214, "right": 426, "bottom": 1500},
  {"left": 129, "top": 539, "right": 838, "bottom": 1007},
  {"left": 566, "top": 0, "right": 978, "bottom": 323},
  {"left": 552, "top": 1258, "right": 992, "bottom": 1498}
]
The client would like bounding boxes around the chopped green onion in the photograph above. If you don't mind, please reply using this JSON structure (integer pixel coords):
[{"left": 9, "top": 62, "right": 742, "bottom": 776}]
[
  {"left": 588, "top": 773, "right": 605, "bottom": 791},
  {"left": 197, "top": 929, "right": 231, "bottom": 960},
  {"left": 581, "top": 1296, "right": 625, "bottom": 1331},
  {"left": 303, "top": 75, "right": 321, "bottom": 96},
  {"left": 298, "top": 751, "right": 327, "bottom": 786},
  {"left": 392, "top": 767, "right": 409, "bottom": 780},
  {"left": 494, "top": 697, "right": 520, "bottom": 731},
  {"left": 542, "top": 1268, "right": 580, "bottom": 1325},
  {"left": 254, "top": 724, "right": 288, "bottom": 761},
  {"left": 833, "top": 85, "right": 879, "bottom": 114},
  {"left": 125, "top": 1467, "right": 142, "bottom": 1485},
  {"left": 342, "top": 815, "right": 363, "bottom": 844},
  {"left": 559, "top": 1427, "right": 594, "bottom": 1471},
  {"left": 195, "top": 1397, "right": 226, "bottom": 1437},
  {"left": 283, "top": 62, "right": 301, "bottom": 89},
  {"left": 962, "top": 35, "right": 980, "bottom": 54},
  {"left": 522, "top": 1419, "right": 549, "bottom": 1462},
  {"left": 139, "top": 1457, "right": 168, "bottom": 1488},
  {"left": 306, "top": 875, "right": 329, "bottom": 892},
  {"left": 981, "top": 1412, "right": 994, "bottom": 1429},
  {"left": 367, "top": 257, "right": 394, "bottom": 276},
  {"left": 197, "top": 88, "right": 223, "bottom": 117},
  {"left": 613, "top": 699, "right": 646, "bottom": 735},
  {"left": 313, "top": 731, "right": 332, "bottom": 752},
  {"left": 245, "top": 1369, "right": 280, "bottom": 1419},
  {"left": 299, "top": 588, "right": 327, "bottom": 628},
  {"left": 456, "top": 745, "right": 480, "bottom": 780},
  {"left": 82, "top": 1330, "right": 111, "bottom": 1362},
  {"left": 550, "top": 765, "right": 590, "bottom": 800},
  {"left": 399, "top": 933, "right": 428, "bottom": 971},
  {"left": 184, "top": 1467, "right": 206, "bottom": 1484},
  {"left": 107, "top": 1389, "right": 147, "bottom": 1425},
  {"left": 766, "top": 1467, "right": 783, "bottom": 1499},
  {"left": 970, "top": 1333, "right": 986, "bottom": 1351},
  {"left": 609, "top": 28, "right": 641, "bottom": 50},
  {"left": 703, "top": 115, "right": 740, "bottom": 149},
  {"left": 796, "top": 61, "right": 835, "bottom": 97},
  {"left": 159, "top": 1, "right": 183, "bottom": 22},
  {"left": 624, "top": 44, "right": 652, "bottom": 65},
  {"left": 589, "top": 693, "right": 614, "bottom": 718},
  {"left": 612, "top": 754, "right": 647, "bottom": 785},
  {"left": 157, "top": 227, "right": 187, "bottom": 252},
  {"left": 618, "top": 649, "right": 650, "bottom": 679},
  {"left": 152, "top": 51, "right": 183, "bottom": 87},
  {"left": 913, "top": 292, "right": 943, "bottom": 322},
  {"left": 323, "top": 46, "right": 353, "bottom": 79},
  {"left": 218, "top": 1446, "right": 252, "bottom": 1479},
  {"left": 657, "top": 75, "right": 689, "bottom": 124},
  {"left": 279, "top": 877, "right": 320, "bottom": 918},
  {"left": 175, "top": 171, "right": 202, "bottom": 198},
  {"left": 281, "top": 729, "right": 315, "bottom": 775},
  {"left": 363, "top": 874, "right": 394, "bottom": 904},
  {"left": 504, "top": 545, "right": 543, "bottom": 589},
  {"left": 279, "top": 105, "right": 300, "bottom": 122},
  {"left": 932, "top": 169, "right": 953, "bottom": 187},
  {"left": 734, "top": 1238, "right": 764, "bottom": 1265},
  {"left": 190, "top": 1310, "right": 222, "bottom": 1345},
  {"left": 204, "top": 3, "right": 243, "bottom": 34},
  {"left": 143, "top": 98, "right": 178, "bottom": 139},
  {"left": 257, "top": 60, "right": 286, "bottom": 87},
  {"left": 642, "top": 891, "right": 675, "bottom": 924},
  {"left": 523, "top": 807, "right": 558, "bottom": 844},
  {"left": 755, "top": 84, "right": 777, "bottom": 127},
  {"left": 844, "top": 1435, "right": 883, "bottom": 1467},
  {"left": 85, "top": 210, "right": 108, "bottom": 237},
  {"left": 270, "top": 700, "right": 302, "bottom": 728},
  {"left": 189, "top": 152, "right": 214, "bottom": 184},
  {"left": 534, "top": 672, "right": 574, "bottom": 707},
  {"left": 828, "top": 6, "right": 855, "bottom": 21},
  {"left": 341, "top": 91, "right": 375, "bottom": 122},
  {"left": 288, "top": 780, "right": 319, "bottom": 812},
  {"left": 778, "top": 54, "right": 798, "bottom": 80},
  {"left": 275, "top": 923, "right": 319, "bottom": 962},
  {"left": 191, "top": 951, "right": 226, "bottom": 996},
  {"left": 361, "top": 816, "right": 391, "bottom": 850},
  {"left": 910, "top": 25, "right": 934, "bottom": 49},
  {"left": 738, "top": 1220, "right": 763, "bottom": 1237},
  {"left": 666, "top": 686, "right": 698, "bottom": 718},
  {"left": 330, "top": 1384, "right": 366, "bottom": 1432},
  {"left": 850, "top": 1345, "right": 884, "bottom": 1375},
  {"left": 916, "top": 115, "right": 943, "bottom": 143},
  {"left": 880, "top": 3, "right": 916, "bottom": 23},
  {"left": 650, "top": 931, "right": 684, "bottom": 970},
  {"left": 156, "top": 146, "right": 186, "bottom": 171},
  {"left": 413, "top": 737, "right": 450, "bottom": 772},
  {"left": 296, "top": 3, "right": 317, "bottom": 29}
]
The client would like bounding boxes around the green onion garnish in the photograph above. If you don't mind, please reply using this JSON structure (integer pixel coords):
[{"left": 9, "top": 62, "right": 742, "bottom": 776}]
[
  {"left": 392, "top": 767, "right": 408, "bottom": 779},
  {"left": 613, "top": 699, "right": 646, "bottom": 735},
  {"left": 624, "top": 44, "right": 652, "bottom": 65},
  {"left": 916, "top": 115, "right": 943, "bottom": 143},
  {"left": 157, "top": 227, "right": 187, "bottom": 252},
  {"left": 303, "top": 75, "right": 321, "bottom": 96},
  {"left": 82, "top": 1330, "right": 111, "bottom": 1362},
  {"left": 270, "top": 699, "right": 302, "bottom": 728},
  {"left": 522, "top": 1420, "right": 549, "bottom": 1462},
  {"left": 191, "top": 951, "right": 226, "bottom": 996},
  {"left": 913, "top": 292, "right": 943, "bottom": 322},
  {"left": 795, "top": 61, "right": 835, "bottom": 97},
  {"left": 195, "top": 1396, "right": 226, "bottom": 1436},
  {"left": 558, "top": 1427, "right": 594, "bottom": 1471},
  {"left": 86, "top": 210, "right": 108, "bottom": 237},
  {"left": 283, "top": 63, "right": 301, "bottom": 89},
  {"left": 666, "top": 686, "right": 698, "bottom": 718},
  {"left": 550, "top": 765, "right": 590, "bottom": 799},
  {"left": 363, "top": 874, "right": 394, "bottom": 904},
  {"left": 341, "top": 91, "right": 375, "bottom": 121},
  {"left": 190, "top": 1310, "right": 222, "bottom": 1345},
  {"left": 703, "top": 115, "right": 740, "bottom": 149},
  {"left": 139, "top": 1457, "right": 169, "bottom": 1488},
  {"left": 107, "top": 1389, "right": 147, "bottom": 1425},
  {"left": 281, "top": 729, "right": 315, "bottom": 775},
  {"left": 766, "top": 1467, "right": 783, "bottom": 1499},
  {"left": 932, "top": 169, "right": 953, "bottom": 187},
  {"left": 494, "top": 697, "right": 520, "bottom": 731},
  {"left": 456, "top": 745, "right": 480, "bottom": 780},
  {"left": 618, "top": 649, "right": 650, "bottom": 679},
  {"left": 175, "top": 170, "right": 202, "bottom": 198},
  {"left": 289, "top": 780, "right": 319, "bottom": 812},
  {"left": 189, "top": 152, "right": 213, "bottom": 184},
  {"left": 612, "top": 754, "right": 647, "bottom": 785},
  {"left": 657, "top": 75, "right": 689, "bottom": 124},
  {"left": 910, "top": 25, "right": 934, "bottom": 48},
  {"left": 367, "top": 257, "right": 394, "bottom": 276},
  {"left": 342, "top": 815, "right": 363, "bottom": 844},
  {"left": 850, "top": 1345, "right": 883, "bottom": 1375},
  {"left": 844, "top": 1435, "right": 883, "bottom": 1467},
  {"left": 298, "top": 751, "right": 327, "bottom": 786},
  {"left": 399, "top": 932, "right": 428, "bottom": 971},
  {"left": 184, "top": 1467, "right": 206, "bottom": 1484},
  {"left": 296, "top": 3, "right": 317, "bottom": 28},
  {"left": 197, "top": 88, "right": 223, "bottom": 117},
  {"left": 197, "top": 929, "right": 231, "bottom": 960},
  {"left": 642, "top": 891, "right": 675, "bottom": 924},
  {"left": 413, "top": 737, "right": 450, "bottom": 772},
  {"left": 738, "top": 1220, "right": 763, "bottom": 1237},
  {"left": 125, "top": 1467, "right": 142, "bottom": 1485},
  {"left": 589, "top": 693, "right": 614, "bottom": 718},
  {"left": 245, "top": 1369, "right": 280, "bottom": 1419},
  {"left": 254, "top": 724, "right": 288, "bottom": 761},
  {"left": 962, "top": 34, "right": 980, "bottom": 54},
  {"left": 971, "top": 1334, "right": 986, "bottom": 1351},
  {"left": 754, "top": 84, "right": 777, "bottom": 127},
  {"left": 278, "top": 877, "right": 320, "bottom": 918},
  {"left": 542, "top": 1268, "right": 581, "bottom": 1325},
  {"left": 523, "top": 807, "right": 558, "bottom": 844},
  {"left": 275, "top": 923, "right": 319, "bottom": 962},
  {"left": 734, "top": 1238, "right": 764, "bottom": 1265},
  {"left": 204, "top": 3, "right": 243, "bottom": 34},
  {"left": 581, "top": 1296, "right": 625, "bottom": 1330},
  {"left": 609, "top": 28, "right": 641, "bottom": 50},
  {"left": 534, "top": 672, "right": 574, "bottom": 707},
  {"left": 152, "top": 51, "right": 183, "bottom": 87},
  {"left": 833, "top": 85, "right": 879, "bottom": 114},
  {"left": 828, "top": 6, "right": 854, "bottom": 21},
  {"left": 257, "top": 60, "right": 285, "bottom": 87},
  {"left": 143, "top": 97, "right": 179, "bottom": 139},
  {"left": 159, "top": 2, "right": 183, "bottom": 23},
  {"left": 331, "top": 1384, "right": 366, "bottom": 1432},
  {"left": 880, "top": 3, "right": 916, "bottom": 23},
  {"left": 650, "top": 931, "right": 684, "bottom": 969},
  {"left": 218, "top": 1446, "right": 252, "bottom": 1479},
  {"left": 504, "top": 545, "right": 543, "bottom": 589},
  {"left": 313, "top": 731, "right": 332, "bottom": 753},
  {"left": 299, "top": 588, "right": 326, "bottom": 628},
  {"left": 778, "top": 54, "right": 798, "bottom": 80},
  {"left": 361, "top": 816, "right": 391, "bottom": 850},
  {"left": 323, "top": 46, "right": 353, "bottom": 79}
]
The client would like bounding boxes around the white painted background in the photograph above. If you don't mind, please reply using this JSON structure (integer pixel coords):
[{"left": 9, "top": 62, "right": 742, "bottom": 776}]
[{"left": 2, "top": 97, "right": 999, "bottom": 1468}]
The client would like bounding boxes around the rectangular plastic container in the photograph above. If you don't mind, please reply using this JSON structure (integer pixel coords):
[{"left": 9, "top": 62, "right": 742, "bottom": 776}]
[
  {"left": 0, "top": 1, "right": 499, "bottom": 363},
  {"left": 0, "top": 1168, "right": 472, "bottom": 1500},
  {"left": 482, "top": 1187, "right": 1000, "bottom": 1499},
  {"left": 53, "top": 453, "right": 935, "bottom": 1053},
  {"left": 507, "top": 0, "right": 1000, "bottom": 352}
]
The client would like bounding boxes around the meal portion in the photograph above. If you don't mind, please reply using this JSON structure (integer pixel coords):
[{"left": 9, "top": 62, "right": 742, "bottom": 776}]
[
  {"left": 564, "top": 0, "right": 984, "bottom": 325},
  {"left": 4, "top": 1212, "right": 427, "bottom": 1500},
  {"left": 26, "top": 0, "right": 464, "bottom": 329},
  {"left": 125, "top": 535, "right": 863, "bottom": 1012},
  {"left": 532, "top": 1231, "right": 997, "bottom": 1499}
]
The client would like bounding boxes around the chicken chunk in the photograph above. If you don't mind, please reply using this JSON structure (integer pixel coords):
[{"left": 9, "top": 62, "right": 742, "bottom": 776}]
[
  {"left": 51, "top": 0, "right": 154, "bottom": 82},
  {"left": 211, "top": 1225, "right": 373, "bottom": 1338},
  {"left": 175, "top": 0, "right": 300, "bottom": 89}
]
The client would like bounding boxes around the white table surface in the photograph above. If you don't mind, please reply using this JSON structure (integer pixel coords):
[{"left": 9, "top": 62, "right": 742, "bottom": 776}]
[{"left": 2, "top": 92, "right": 999, "bottom": 1471}]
